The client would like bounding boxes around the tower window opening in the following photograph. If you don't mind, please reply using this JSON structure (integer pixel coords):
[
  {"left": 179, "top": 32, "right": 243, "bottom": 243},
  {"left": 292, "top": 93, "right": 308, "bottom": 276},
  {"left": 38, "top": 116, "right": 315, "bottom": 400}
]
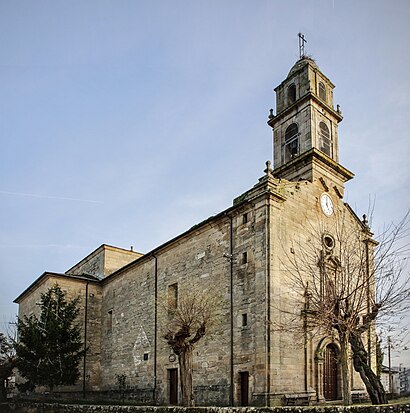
[
  {"left": 319, "top": 82, "right": 326, "bottom": 101},
  {"left": 242, "top": 251, "right": 248, "bottom": 264},
  {"left": 284, "top": 123, "right": 299, "bottom": 162},
  {"left": 287, "top": 84, "right": 296, "bottom": 104},
  {"left": 319, "top": 122, "right": 332, "bottom": 157}
]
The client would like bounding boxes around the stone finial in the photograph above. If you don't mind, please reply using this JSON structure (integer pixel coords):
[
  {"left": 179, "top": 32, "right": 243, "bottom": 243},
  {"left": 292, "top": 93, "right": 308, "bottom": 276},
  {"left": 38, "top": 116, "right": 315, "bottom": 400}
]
[
  {"left": 337, "top": 104, "right": 342, "bottom": 114},
  {"left": 268, "top": 108, "right": 275, "bottom": 119},
  {"left": 264, "top": 160, "right": 273, "bottom": 175},
  {"left": 362, "top": 214, "right": 370, "bottom": 230}
]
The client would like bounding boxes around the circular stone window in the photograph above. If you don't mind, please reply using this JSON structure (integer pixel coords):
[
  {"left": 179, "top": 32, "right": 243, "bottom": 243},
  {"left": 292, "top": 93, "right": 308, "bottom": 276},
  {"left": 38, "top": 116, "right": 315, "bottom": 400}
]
[{"left": 323, "top": 234, "right": 335, "bottom": 250}]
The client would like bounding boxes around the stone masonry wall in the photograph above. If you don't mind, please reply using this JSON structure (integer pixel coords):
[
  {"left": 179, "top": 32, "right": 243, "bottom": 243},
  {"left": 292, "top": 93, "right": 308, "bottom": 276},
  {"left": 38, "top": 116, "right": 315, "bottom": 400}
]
[
  {"left": 104, "top": 246, "right": 143, "bottom": 277},
  {"left": 68, "top": 249, "right": 106, "bottom": 279},
  {"left": 97, "top": 201, "right": 269, "bottom": 406},
  {"left": 268, "top": 175, "right": 371, "bottom": 400},
  {"left": 67, "top": 245, "right": 142, "bottom": 279},
  {"left": 3, "top": 402, "right": 410, "bottom": 413},
  {"left": 99, "top": 216, "right": 234, "bottom": 405}
]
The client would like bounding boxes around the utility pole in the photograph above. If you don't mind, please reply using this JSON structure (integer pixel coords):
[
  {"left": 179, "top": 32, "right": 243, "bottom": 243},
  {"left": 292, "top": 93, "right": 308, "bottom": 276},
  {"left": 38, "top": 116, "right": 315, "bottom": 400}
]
[{"left": 387, "top": 336, "right": 392, "bottom": 394}]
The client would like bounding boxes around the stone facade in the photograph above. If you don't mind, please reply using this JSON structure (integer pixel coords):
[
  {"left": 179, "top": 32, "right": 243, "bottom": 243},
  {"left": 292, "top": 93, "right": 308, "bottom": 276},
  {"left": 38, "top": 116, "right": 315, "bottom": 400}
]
[
  {"left": 66, "top": 245, "right": 143, "bottom": 279},
  {"left": 14, "top": 57, "right": 377, "bottom": 406}
]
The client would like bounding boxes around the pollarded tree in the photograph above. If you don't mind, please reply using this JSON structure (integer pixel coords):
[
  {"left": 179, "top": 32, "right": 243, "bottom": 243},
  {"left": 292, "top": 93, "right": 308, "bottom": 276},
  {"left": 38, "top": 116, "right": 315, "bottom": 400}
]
[
  {"left": 164, "top": 289, "right": 217, "bottom": 407},
  {"left": 283, "top": 209, "right": 409, "bottom": 405},
  {"left": 15, "top": 284, "right": 85, "bottom": 393}
]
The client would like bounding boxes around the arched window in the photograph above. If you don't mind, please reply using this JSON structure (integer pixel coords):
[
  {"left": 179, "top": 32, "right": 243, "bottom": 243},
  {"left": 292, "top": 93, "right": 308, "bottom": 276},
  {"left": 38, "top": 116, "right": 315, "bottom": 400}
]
[
  {"left": 319, "top": 82, "right": 326, "bottom": 101},
  {"left": 287, "top": 84, "right": 296, "bottom": 104},
  {"left": 284, "top": 123, "right": 299, "bottom": 162},
  {"left": 319, "top": 122, "right": 331, "bottom": 157}
]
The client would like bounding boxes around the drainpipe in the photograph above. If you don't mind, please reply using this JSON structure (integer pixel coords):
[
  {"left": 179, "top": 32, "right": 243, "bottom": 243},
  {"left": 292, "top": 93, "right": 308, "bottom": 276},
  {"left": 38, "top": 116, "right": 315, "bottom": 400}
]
[
  {"left": 83, "top": 281, "right": 89, "bottom": 398},
  {"left": 153, "top": 254, "right": 158, "bottom": 404},
  {"left": 226, "top": 214, "right": 234, "bottom": 406}
]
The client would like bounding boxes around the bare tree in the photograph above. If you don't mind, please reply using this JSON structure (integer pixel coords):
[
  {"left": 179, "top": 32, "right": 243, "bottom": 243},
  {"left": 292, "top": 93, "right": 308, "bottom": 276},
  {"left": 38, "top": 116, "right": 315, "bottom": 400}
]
[
  {"left": 0, "top": 332, "right": 15, "bottom": 401},
  {"left": 163, "top": 289, "right": 218, "bottom": 407},
  {"left": 282, "top": 209, "right": 409, "bottom": 405}
]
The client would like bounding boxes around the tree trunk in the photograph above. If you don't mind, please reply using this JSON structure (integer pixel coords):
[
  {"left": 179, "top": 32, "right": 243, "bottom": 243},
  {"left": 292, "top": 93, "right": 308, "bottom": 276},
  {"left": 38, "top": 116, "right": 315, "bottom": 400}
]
[
  {"left": 179, "top": 345, "right": 194, "bottom": 407},
  {"left": 339, "top": 331, "right": 352, "bottom": 406},
  {"left": 349, "top": 332, "right": 387, "bottom": 405}
]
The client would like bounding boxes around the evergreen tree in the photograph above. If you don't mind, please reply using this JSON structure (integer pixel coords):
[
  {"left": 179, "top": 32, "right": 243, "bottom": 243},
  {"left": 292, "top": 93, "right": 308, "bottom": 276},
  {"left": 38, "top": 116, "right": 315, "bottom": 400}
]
[{"left": 15, "top": 284, "right": 85, "bottom": 392}]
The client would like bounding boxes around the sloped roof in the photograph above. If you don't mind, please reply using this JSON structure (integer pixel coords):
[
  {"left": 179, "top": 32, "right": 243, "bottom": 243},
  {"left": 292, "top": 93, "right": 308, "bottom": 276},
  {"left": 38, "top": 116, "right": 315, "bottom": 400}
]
[{"left": 14, "top": 271, "right": 99, "bottom": 304}]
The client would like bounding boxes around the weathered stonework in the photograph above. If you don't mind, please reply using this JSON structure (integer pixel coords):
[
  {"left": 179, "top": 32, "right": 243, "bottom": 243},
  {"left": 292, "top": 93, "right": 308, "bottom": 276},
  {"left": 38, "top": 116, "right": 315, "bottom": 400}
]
[
  {"left": 14, "top": 57, "right": 377, "bottom": 407},
  {"left": 3, "top": 402, "right": 410, "bottom": 413},
  {"left": 67, "top": 245, "right": 143, "bottom": 279}
]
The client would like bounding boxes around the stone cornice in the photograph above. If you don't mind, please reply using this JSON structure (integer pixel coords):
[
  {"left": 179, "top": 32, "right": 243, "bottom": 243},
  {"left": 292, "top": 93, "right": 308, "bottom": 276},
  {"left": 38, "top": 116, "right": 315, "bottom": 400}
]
[
  {"left": 267, "top": 92, "right": 343, "bottom": 128},
  {"left": 273, "top": 148, "right": 354, "bottom": 183}
]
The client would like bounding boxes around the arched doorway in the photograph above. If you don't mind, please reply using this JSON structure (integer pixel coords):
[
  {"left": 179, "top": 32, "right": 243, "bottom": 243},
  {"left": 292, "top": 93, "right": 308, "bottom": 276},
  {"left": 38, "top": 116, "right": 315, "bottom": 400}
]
[{"left": 323, "top": 344, "right": 338, "bottom": 400}]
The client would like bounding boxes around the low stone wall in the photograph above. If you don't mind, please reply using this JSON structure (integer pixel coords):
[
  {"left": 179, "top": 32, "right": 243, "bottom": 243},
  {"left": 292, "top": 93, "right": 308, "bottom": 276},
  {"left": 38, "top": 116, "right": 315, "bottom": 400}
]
[{"left": 1, "top": 403, "right": 410, "bottom": 413}]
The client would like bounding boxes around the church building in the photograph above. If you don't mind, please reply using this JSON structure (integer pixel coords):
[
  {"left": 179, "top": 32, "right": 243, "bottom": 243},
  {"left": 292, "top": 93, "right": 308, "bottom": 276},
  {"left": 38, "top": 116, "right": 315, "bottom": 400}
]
[{"left": 14, "top": 55, "right": 376, "bottom": 406}]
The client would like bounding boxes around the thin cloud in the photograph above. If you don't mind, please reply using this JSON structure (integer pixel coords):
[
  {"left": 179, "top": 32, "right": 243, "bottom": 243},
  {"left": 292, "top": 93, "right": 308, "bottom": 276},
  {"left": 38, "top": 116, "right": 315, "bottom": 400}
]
[
  {"left": 0, "top": 191, "right": 103, "bottom": 204},
  {"left": 0, "top": 243, "right": 89, "bottom": 249}
]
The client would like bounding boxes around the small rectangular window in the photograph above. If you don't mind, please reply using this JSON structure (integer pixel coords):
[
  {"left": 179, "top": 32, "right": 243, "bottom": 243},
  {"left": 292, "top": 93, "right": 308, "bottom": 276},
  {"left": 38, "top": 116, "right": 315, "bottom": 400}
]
[
  {"left": 168, "top": 283, "right": 178, "bottom": 311},
  {"left": 242, "top": 213, "right": 248, "bottom": 224},
  {"left": 242, "top": 252, "right": 248, "bottom": 264},
  {"left": 242, "top": 313, "right": 248, "bottom": 327},
  {"left": 143, "top": 353, "right": 149, "bottom": 361},
  {"left": 107, "top": 309, "right": 113, "bottom": 333}
]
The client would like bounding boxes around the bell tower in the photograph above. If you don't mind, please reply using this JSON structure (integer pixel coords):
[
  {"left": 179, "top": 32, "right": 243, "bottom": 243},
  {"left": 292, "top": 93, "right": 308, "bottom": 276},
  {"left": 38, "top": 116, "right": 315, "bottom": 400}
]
[{"left": 267, "top": 54, "right": 353, "bottom": 197}]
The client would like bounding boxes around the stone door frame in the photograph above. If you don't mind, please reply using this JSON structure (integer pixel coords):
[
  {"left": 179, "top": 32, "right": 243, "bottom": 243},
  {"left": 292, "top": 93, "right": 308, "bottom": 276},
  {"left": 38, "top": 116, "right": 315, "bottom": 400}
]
[{"left": 315, "top": 337, "right": 341, "bottom": 402}]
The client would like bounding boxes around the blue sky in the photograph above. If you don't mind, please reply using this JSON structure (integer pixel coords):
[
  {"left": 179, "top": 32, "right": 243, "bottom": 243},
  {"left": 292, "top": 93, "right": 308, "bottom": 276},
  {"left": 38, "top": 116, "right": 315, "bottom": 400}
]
[{"left": 1, "top": 1, "right": 409, "bottom": 365}]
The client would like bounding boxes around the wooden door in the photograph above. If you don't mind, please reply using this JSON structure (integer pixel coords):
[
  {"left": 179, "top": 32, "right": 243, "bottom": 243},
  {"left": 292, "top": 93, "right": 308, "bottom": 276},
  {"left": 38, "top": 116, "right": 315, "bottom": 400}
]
[
  {"left": 323, "top": 345, "right": 338, "bottom": 400},
  {"left": 168, "top": 368, "right": 178, "bottom": 405},
  {"left": 240, "top": 371, "right": 249, "bottom": 406}
]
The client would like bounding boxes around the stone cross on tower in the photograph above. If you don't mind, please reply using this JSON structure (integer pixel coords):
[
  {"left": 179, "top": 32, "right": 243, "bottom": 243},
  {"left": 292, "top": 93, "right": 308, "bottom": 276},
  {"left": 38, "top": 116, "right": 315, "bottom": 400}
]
[{"left": 298, "top": 33, "right": 307, "bottom": 58}]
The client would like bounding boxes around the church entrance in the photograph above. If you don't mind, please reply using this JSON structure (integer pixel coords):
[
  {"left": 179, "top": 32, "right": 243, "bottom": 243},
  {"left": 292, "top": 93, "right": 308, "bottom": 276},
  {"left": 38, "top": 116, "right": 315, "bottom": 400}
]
[{"left": 323, "top": 344, "right": 338, "bottom": 400}]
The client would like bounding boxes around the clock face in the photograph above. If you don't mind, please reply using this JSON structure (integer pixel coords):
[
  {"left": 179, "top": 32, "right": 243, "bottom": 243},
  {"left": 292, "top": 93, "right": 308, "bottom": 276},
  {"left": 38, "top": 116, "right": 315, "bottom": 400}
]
[{"left": 320, "top": 193, "right": 334, "bottom": 216}]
